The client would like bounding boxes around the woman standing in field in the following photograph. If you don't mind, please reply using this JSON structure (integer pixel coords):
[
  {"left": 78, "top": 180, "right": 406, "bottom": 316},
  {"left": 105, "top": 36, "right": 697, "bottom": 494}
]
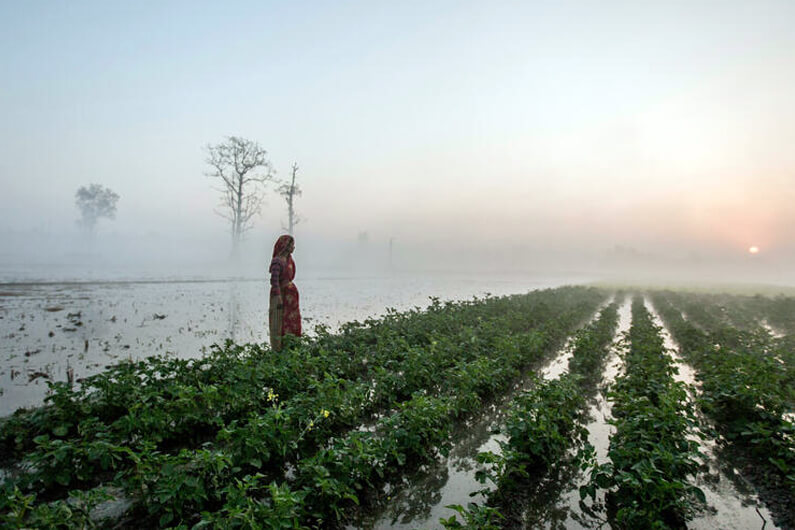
[{"left": 269, "top": 234, "right": 302, "bottom": 351}]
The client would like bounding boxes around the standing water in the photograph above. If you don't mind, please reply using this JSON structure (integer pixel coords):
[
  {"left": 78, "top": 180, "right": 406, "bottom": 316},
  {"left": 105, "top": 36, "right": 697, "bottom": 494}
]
[
  {"left": 760, "top": 319, "right": 784, "bottom": 339},
  {"left": 644, "top": 298, "right": 778, "bottom": 530},
  {"left": 0, "top": 273, "right": 583, "bottom": 416},
  {"left": 529, "top": 297, "right": 632, "bottom": 530},
  {"left": 539, "top": 296, "right": 616, "bottom": 381},
  {"left": 350, "top": 296, "right": 613, "bottom": 529}
]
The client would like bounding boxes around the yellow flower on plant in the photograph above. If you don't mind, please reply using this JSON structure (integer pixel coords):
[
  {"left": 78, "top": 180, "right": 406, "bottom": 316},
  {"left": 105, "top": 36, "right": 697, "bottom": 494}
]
[{"left": 322, "top": 409, "right": 330, "bottom": 418}]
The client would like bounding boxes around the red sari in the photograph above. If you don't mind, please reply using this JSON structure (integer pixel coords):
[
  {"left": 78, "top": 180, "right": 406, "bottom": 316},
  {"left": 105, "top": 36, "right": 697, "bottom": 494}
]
[{"left": 269, "top": 235, "right": 301, "bottom": 350}]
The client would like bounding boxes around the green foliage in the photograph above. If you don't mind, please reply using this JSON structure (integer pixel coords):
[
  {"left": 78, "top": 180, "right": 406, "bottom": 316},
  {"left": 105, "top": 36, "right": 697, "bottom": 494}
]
[
  {"left": 567, "top": 302, "right": 620, "bottom": 382},
  {"left": 583, "top": 297, "right": 704, "bottom": 529},
  {"left": 498, "top": 375, "right": 589, "bottom": 477},
  {"left": 440, "top": 502, "right": 503, "bottom": 529},
  {"left": 652, "top": 292, "right": 795, "bottom": 494},
  {"left": 0, "top": 286, "right": 605, "bottom": 528},
  {"left": 444, "top": 301, "right": 620, "bottom": 527},
  {"left": 196, "top": 477, "right": 306, "bottom": 529},
  {"left": 1, "top": 486, "right": 112, "bottom": 529}
]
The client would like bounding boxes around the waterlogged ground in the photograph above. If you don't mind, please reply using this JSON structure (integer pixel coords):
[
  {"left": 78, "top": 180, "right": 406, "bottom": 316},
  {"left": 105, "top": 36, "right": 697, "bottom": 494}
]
[
  {"left": 351, "top": 297, "right": 781, "bottom": 529},
  {"left": 350, "top": 298, "right": 618, "bottom": 529},
  {"left": 1, "top": 282, "right": 791, "bottom": 529},
  {"left": 644, "top": 299, "right": 777, "bottom": 530},
  {"left": 0, "top": 273, "right": 582, "bottom": 416}
]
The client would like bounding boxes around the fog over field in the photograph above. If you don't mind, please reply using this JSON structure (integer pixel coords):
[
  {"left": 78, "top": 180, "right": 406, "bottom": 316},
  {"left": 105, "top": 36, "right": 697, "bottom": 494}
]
[
  {"left": 1, "top": 1, "right": 794, "bottom": 286},
  {"left": 3, "top": 6, "right": 795, "bottom": 528}
]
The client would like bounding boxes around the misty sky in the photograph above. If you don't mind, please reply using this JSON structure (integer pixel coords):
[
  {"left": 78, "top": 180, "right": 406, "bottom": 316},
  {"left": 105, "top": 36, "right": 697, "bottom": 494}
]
[{"left": 1, "top": 1, "right": 794, "bottom": 272}]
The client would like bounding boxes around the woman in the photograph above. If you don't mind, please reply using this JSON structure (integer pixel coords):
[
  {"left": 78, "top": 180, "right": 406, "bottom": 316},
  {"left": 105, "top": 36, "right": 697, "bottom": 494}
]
[{"left": 269, "top": 234, "right": 302, "bottom": 351}]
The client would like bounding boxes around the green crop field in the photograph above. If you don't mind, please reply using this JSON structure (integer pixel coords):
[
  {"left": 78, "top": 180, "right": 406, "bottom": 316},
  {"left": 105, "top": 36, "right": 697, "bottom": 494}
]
[{"left": 1, "top": 286, "right": 793, "bottom": 529}]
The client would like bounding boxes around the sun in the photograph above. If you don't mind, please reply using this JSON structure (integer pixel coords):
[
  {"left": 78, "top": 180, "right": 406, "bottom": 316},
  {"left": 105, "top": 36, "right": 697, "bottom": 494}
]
[{"left": 748, "top": 246, "right": 760, "bottom": 255}]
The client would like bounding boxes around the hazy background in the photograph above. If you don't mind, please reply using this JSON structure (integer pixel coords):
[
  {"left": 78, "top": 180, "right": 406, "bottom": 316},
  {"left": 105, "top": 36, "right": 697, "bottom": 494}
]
[{"left": 1, "top": 0, "right": 794, "bottom": 284}]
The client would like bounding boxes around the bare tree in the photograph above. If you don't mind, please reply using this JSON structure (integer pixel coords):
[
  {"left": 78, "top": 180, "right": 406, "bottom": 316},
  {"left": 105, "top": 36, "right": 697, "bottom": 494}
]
[
  {"left": 278, "top": 162, "right": 302, "bottom": 235},
  {"left": 205, "top": 136, "right": 274, "bottom": 251},
  {"left": 75, "top": 184, "right": 119, "bottom": 234}
]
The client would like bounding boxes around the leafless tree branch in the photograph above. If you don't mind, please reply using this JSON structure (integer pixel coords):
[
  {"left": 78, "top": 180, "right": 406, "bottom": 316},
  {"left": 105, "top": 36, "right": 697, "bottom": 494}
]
[
  {"left": 205, "top": 136, "right": 274, "bottom": 252},
  {"left": 277, "top": 162, "right": 302, "bottom": 235}
]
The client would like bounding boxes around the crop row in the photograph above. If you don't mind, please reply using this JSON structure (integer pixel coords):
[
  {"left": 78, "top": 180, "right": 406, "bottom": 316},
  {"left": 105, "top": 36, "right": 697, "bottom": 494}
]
[
  {"left": 662, "top": 290, "right": 794, "bottom": 343},
  {"left": 583, "top": 297, "right": 704, "bottom": 529},
  {"left": 187, "top": 293, "right": 605, "bottom": 527},
  {"left": 660, "top": 291, "right": 760, "bottom": 336},
  {"left": 651, "top": 292, "right": 795, "bottom": 501},
  {"left": 1, "top": 286, "right": 601, "bottom": 476},
  {"left": 443, "top": 300, "right": 621, "bottom": 528},
  {"left": 761, "top": 295, "right": 795, "bottom": 334},
  {"left": 663, "top": 291, "right": 794, "bottom": 398},
  {"left": 695, "top": 291, "right": 795, "bottom": 336},
  {"left": 1, "top": 286, "right": 606, "bottom": 528},
  {"left": 1, "top": 290, "right": 583, "bottom": 461}
]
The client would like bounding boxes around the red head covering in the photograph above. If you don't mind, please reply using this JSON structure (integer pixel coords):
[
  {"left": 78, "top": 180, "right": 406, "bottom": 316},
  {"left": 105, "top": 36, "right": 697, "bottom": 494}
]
[{"left": 272, "top": 235, "right": 294, "bottom": 258}]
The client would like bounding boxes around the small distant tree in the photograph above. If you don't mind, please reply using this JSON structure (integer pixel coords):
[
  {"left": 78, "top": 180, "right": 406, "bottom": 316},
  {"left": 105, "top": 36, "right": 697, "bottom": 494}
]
[
  {"left": 205, "top": 136, "right": 274, "bottom": 251},
  {"left": 278, "top": 162, "right": 302, "bottom": 235},
  {"left": 75, "top": 184, "right": 119, "bottom": 234}
]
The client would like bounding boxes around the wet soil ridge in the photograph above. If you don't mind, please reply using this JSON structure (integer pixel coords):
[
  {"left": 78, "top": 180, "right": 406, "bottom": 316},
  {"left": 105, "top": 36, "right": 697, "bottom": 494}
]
[
  {"left": 0, "top": 286, "right": 606, "bottom": 528},
  {"left": 651, "top": 291, "right": 795, "bottom": 529},
  {"left": 581, "top": 296, "right": 706, "bottom": 529},
  {"left": 442, "top": 299, "right": 621, "bottom": 528}
]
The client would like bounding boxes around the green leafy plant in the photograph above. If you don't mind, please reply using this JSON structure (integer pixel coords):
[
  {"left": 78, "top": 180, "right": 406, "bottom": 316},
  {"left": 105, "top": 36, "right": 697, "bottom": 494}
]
[{"left": 583, "top": 297, "right": 705, "bottom": 529}]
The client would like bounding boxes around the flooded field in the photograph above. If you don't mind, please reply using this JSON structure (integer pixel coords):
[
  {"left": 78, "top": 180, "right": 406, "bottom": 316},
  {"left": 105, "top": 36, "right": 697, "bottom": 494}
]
[
  {"left": 0, "top": 273, "right": 581, "bottom": 416},
  {"left": 348, "top": 296, "right": 787, "bottom": 529},
  {"left": 645, "top": 299, "right": 777, "bottom": 530},
  {"left": 352, "top": 298, "right": 618, "bottom": 529},
  {"left": 1, "top": 285, "right": 791, "bottom": 529}
]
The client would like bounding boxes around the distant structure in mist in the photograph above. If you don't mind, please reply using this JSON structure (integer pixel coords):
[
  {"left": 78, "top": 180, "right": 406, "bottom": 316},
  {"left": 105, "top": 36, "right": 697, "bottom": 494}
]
[
  {"left": 205, "top": 136, "right": 274, "bottom": 255},
  {"left": 74, "top": 184, "right": 119, "bottom": 236}
]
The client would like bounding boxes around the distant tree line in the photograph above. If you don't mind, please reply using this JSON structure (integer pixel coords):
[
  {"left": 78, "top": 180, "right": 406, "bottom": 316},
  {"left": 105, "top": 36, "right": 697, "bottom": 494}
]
[
  {"left": 74, "top": 184, "right": 119, "bottom": 235},
  {"left": 72, "top": 136, "right": 303, "bottom": 256}
]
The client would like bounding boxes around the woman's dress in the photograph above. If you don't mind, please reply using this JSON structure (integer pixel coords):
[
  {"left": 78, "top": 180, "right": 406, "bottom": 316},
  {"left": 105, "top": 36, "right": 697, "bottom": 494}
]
[{"left": 269, "top": 253, "right": 302, "bottom": 350}]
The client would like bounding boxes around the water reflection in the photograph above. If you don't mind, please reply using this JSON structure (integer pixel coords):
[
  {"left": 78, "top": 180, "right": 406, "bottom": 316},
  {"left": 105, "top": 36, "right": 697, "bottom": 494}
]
[
  {"left": 351, "top": 299, "right": 616, "bottom": 529},
  {"left": 226, "top": 282, "right": 241, "bottom": 342},
  {"left": 493, "top": 454, "right": 583, "bottom": 529},
  {"left": 536, "top": 298, "right": 631, "bottom": 529},
  {"left": 644, "top": 298, "right": 779, "bottom": 530},
  {"left": 363, "top": 398, "right": 512, "bottom": 528},
  {"left": 385, "top": 464, "right": 448, "bottom": 526}
]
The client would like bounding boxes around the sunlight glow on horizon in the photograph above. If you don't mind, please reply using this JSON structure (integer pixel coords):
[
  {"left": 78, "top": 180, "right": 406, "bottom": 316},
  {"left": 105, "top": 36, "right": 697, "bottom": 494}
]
[{"left": 0, "top": 1, "right": 794, "bottom": 268}]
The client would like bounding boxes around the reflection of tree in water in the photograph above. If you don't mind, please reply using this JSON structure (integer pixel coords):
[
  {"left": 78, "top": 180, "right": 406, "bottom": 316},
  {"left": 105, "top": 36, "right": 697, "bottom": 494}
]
[
  {"left": 226, "top": 283, "right": 241, "bottom": 342},
  {"left": 491, "top": 452, "right": 584, "bottom": 529},
  {"left": 710, "top": 438, "right": 795, "bottom": 528},
  {"left": 349, "top": 369, "right": 582, "bottom": 528},
  {"left": 448, "top": 401, "right": 507, "bottom": 470},
  {"left": 385, "top": 460, "right": 449, "bottom": 525},
  {"left": 355, "top": 398, "right": 514, "bottom": 528}
]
